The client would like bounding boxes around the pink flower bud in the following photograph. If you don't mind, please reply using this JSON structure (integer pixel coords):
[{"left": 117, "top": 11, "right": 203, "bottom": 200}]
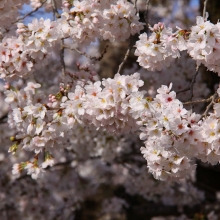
[
  {"left": 75, "top": 16, "right": 80, "bottom": 22},
  {"left": 92, "top": 17, "right": 99, "bottom": 23},
  {"left": 4, "top": 83, "right": 10, "bottom": 90}
]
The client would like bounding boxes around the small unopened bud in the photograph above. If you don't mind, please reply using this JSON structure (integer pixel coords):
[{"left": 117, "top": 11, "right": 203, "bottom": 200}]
[
  {"left": 10, "top": 136, "right": 16, "bottom": 142},
  {"left": 8, "top": 143, "right": 18, "bottom": 154},
  {"left": 63, "top": 0, "right": 71, "bottom": 8},
  {"left": 4, "top": 83, "right": 10, "bottom": 90},
  {"left": 146, "top": 97, "right": 153, "bottom": 102}
]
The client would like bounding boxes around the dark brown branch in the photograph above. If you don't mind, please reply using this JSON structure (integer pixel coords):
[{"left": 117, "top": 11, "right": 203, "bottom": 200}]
[
  {"left": 176, "top": 65, "right": 200, "bottom": 95},
  {"left": 0, "top": 113, "right": 8, "bottom": 124},
  {"left": 177, "top": 65, "right": 200, "bottom": 109},
  {"left": 60, "top": 39, "right": 66, "bottom": 76}
]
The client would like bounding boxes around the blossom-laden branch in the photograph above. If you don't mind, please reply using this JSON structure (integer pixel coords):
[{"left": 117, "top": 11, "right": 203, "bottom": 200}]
[
  {"left": 155, "top": 0, "right": 209, "bottom": 102},
  {"left": 117, "top": 0, "right": 151, "bottom": 74},
  {"left": 2, "top": 1, "right": 219, "bottom": 219}
]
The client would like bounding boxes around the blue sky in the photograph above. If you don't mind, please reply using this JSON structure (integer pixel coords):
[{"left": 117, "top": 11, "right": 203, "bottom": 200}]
[
  {"left": 20, "top": 4, "right": 54, "bottom": 24},
  {"left": 20, "top": 0, "right": 199, "bottom": 24},
  {"left": 190, "top": 0, "right": 199, "bottom": 7}
]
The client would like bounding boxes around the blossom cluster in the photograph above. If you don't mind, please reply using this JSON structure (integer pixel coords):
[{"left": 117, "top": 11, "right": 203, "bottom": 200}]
[
  {"left": 1, "top": 1, "right": 220, "bottom": 219},
  {"left": 135, "top": 14, "right": 220, "bottom": 76},
  {"left": 197, "top": 87, "right": 220, "bottom": 164},
  {"left": 0, "top": 0, "right": 143, "bottom": 80},
  {"left": 69, "top": 72, "right": 144, "bottom": 133},
  {"left": 5, "top": 81, "right": 52, "bottom": 178},
  {"left": 4, "top": 64, "right": 96, "bottom": 178},
  {"left": 136, "top": 84, "right": 200, "bottom": 181},
  {"left": 59, "top": 0, "right": 144, "bottom": 44},
  {"left": 187, "top": 13, "right": 220, "bottom": 75},
  {"left": 5, "top": 67, "right": 145, "bottom": 178},
  {"left": 5, "top": 68, "right": 220, "bottom": 182},
  {"left": 0, "top": 0, "right": 28, "bottom": 29},
  {"left": 136, "top": 84, "right": 220, "bottom": 181},
  {"left": 124, "top": 52, "right": 210, "bottom": 115},
  {"left": 0, "top": 18, "right": 60, "bottom": 80},
  {"left": 135, "top": 22, "right": 187, "bottom": 71}
]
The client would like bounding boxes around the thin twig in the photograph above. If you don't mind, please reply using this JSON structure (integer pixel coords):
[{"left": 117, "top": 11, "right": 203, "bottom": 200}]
[
  {"left": 51, "top": 0, "right": 64, "bottom": 76},
  {"left": 63, "top": 44, "right": 109, "bottom": 61},
  {"left": 176, "top": 86, "right": 191, "bottom": 94},
  {"left": 13, "top": 0, "right": 47, "bottom": 24},
  {"left": 51, "top": 0, "right": 61, "bottom": 19},
  {"left": 183, "top": 96, "right": 213, "bottom": 105},
  {"left": 203, "top": 0, "right": 209, "bottom": 19},
  {"left": 202, "top": 92, "right": 218, "bottom": 118},
  {"left": 16, "top": 160, "right": 73, "bottom": 180},
  {"left": 177, "top": 65, "right": 200, "bottom": 109},
  {"left": 117, "top": 41, "right": 131, "bottom": 74},
  {"left": 189, "top": 64, "right": 200, "bottom": 109},
  {"left": 190, "top": 0, "right": 208, "bottom": 107},
  {"left": 60, "top": 39, "right": 66, "bottom": 76},
  {"left": 134, "top": 0, "right": 138, "bottom": 14},
  {"left": 97, "top": 44, "right": 109, "bottom": 61},
  {"left": 144, "top": 0, "right": 151, "bottom": 25},
  {"left": 117, "top": 0, "right": 150, "bottom": 74},
  {"left": 177, "top": 0, "right": 209, "bottom": 107},
  {"left": 176, "top": 65, "right": 200, "bottom": 95}
]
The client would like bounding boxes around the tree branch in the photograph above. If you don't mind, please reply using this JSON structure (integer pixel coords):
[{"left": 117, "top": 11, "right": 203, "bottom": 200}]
[
  {"left": 60, "top": 39, "right": 66, "bottom": 76},
  {"left": 177, "top": 1, "right": 209, "bottom": 108},
  {"left": 144, "top": 0, "right": 151, "bottom": 25},
  {"left": 0, "top": 113, "right": 8, "bottom": 124},
  {"left": 117, "top": 39, "right": 132, "bottom": 74},
  {"left": 63, "top": 44, "right": 109, "bottom": 61},
  {"left": 189, "top": 65, "right": 200, "bottom": 109},
  {"left": 134, "top": 0, "right": 138, "bottom": 14},
  {"left": 51, "top": 0, "right": 61, "bottom": 19},
  {"left": 13, "top": 0, "right": 47, "bottom": 24},
  {"left": 203, "top": 0, "right": 209, "bottom": 19},
  {"left": 202, "top": 92, "right": 218, "bottom": 118},
  {"left": 177, "top": 65, "right": 200, "bottom": 109},
  {"left": 183, "top": 95, "right": 215, "bottom": 105}
]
